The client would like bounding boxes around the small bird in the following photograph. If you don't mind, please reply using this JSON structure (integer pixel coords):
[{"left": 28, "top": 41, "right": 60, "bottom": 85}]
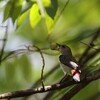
[{"left": 56, "top": 44, "right": 81, "bottom": 82}]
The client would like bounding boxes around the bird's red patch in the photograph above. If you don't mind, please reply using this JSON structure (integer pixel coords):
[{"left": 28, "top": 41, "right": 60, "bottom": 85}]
[{"left": 71, "top": 69, "right": 80, "bottom": 76}]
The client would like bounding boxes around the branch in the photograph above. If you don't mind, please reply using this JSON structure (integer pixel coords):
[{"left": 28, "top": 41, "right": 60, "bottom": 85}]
[
  {"left": 43, "top": 29, "right": 100, "bottom": 100},
  {"left": 60, "top": 69, "right": 100, "bottom": 100},
  {"left": 23, "top": 64, "right": 59, "bottom": 100},
  {"left": 0, "top": 21, "right": 9, "bottom": 64},
  {"left": 32, "top": 45, "right": 45, "bottom": 90},
  {"left": 25, "top": 45, "right": 46, "bottom": 90},
  {"left": 79, "top": 28, "right": 100, "bottom": 64},
  {"left": 0, "top": 69, "right": 99, "bottom": 99},
  {"left": 30, "top": 64, "right": 59, "bottom": 88},
  {"left": 80, "top": 41, "right": 99, "bottom": 51},
  {"left": 82, "top": 48, "right": 100, "bottom": 65},
  {"left": 1, "top": 45, "right": 48, "bottom": 63},
  {"left": 60, "top": 82, "right": 90, "bottom": 100}
]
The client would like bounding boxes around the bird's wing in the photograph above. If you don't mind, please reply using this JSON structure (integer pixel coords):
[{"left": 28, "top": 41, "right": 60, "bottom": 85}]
[{"left": 59, "top": 55, "right": 79, "bottom": 70}]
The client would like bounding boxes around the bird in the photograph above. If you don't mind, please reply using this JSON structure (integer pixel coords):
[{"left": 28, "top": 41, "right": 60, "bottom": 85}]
[{"left": 56, "top": 43, "right": 81, "bottom": 82}]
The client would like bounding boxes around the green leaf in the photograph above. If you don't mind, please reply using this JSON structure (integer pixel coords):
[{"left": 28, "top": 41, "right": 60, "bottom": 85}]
[
  {"left": 42, "top": 0, "right": 51, "bottom": 7},
  {"left": 45, "top": 12, "right": 54, "bottom": 33},
  {"left": 31, "top": 0, "right": 51, "bottom": 7},
  {"left": 3, "top": 1, "right": 12, "bottom": 22},
  {"left": 16, "top": 15, "right": 48, "bottom": 46},
  {"left": 44, "top": 0, "right": 58, "bottom": 33},
  {"left": 30, "top": 3, "right": 42, "bottom": 28},
  {"left": 11, "top": 0, "right": 24, "bottom": 23},
  {"left": 5, "top": 60, "right": 17, "bottom": 81},
  {"left": 18, "top": 55, "right": 33, "bottom": 82},
  {"left": 3, "top": 0, "right": 24, "bottom": 23},
  {"left": 45, "top": 0, "right": 58, "bottom": 19},
  {"left": 17, "top": 9, "right": 29, "bottom": 27}
]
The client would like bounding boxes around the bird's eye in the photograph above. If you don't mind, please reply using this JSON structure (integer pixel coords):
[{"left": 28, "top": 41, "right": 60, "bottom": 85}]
[{"left": 62, "top": 45, "right": 66, "bottom": 48}]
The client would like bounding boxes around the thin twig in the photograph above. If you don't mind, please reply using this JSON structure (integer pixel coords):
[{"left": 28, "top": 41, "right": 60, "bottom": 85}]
[
  {"left": 32, "top": 45, "right": 45, "bottom": 90},
  {"left": 81, "top": 48, "right": 100, "bottom": 67},
  {"left": 1, "top": 48, "right": 35, "bottom": 62},
  {"left": 79, "top": 28, "right": 100, "bottom": 64},
  {"left": 0, "top": 39, "right": 7, "bottom": 41},
  {"left": 23, "top": 64, "right": 59, "bottom": 100},
  {"left": 1, "top": 44, "right": 45, "bottom": 90},
  {"left": 1, "top": 45, "right": 48, "bottom": 63},
  {"left": 80, "top": 41, "right": 99, "bottom": 51},
  {"left": 60, "top": 0, "right": 70, "bottom": 16},
  {"left": 0, "top": 69, "right": 99, "bottom": 99},
  {"left": 0, "top": 21, "right": 9, "bottom": 64},
  {"left": 32, "top": 64, "right": 59, "bottom": 88}
]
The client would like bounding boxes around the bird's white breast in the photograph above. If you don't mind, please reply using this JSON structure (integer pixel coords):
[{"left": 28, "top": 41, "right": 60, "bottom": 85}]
[{"left": 60, "top": 63, "right": 72, "bottom": 75}]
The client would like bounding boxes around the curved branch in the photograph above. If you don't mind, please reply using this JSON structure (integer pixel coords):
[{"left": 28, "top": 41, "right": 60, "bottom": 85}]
[
  {"left": 0, "top": 69, "right": 99, "bottom": 99},
  {"left": 82, "top": 48, "right": 100, "bottom": 65},
  {"left": 32, "top": 45, "right": 45, "bottom": 90},
  {"left": 79, "top": 28, "right": 100, "bottom": 64},
  {"left": 60, "top": 69, "right": 100, "bottom": 100}
]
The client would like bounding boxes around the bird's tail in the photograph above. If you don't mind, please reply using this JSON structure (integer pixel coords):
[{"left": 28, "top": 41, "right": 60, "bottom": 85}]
[{"left": 71, "top": 69, "right": 81, "bottom": 82}]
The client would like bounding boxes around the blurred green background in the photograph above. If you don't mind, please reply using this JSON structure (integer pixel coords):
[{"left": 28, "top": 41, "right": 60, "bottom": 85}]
[{"left": 0, "top": 0, "right": 100, "bottom": 100}]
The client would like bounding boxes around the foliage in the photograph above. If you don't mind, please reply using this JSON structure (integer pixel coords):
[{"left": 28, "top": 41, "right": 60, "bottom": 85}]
[{"left": 0, "top": 0, "right": 100, "bottom": 100}]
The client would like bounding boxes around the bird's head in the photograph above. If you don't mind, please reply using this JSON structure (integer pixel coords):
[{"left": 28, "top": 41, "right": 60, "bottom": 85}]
[{"left": 56, "top": 43, "right": 72, "bottom": 56}]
